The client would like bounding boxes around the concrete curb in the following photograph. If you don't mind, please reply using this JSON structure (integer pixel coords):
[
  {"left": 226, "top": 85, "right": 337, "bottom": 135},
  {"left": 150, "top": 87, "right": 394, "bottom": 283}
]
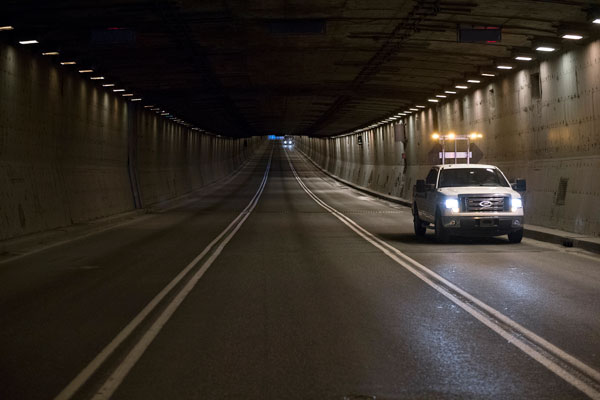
[{"left": 296, "top": 149, "right": 600, "bottom": 254}]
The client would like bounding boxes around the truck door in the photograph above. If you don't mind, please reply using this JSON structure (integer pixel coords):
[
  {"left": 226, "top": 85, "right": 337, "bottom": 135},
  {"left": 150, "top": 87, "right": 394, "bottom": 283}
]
[{"left": 422, "top": 168, "right": 439, "bottom": 221}]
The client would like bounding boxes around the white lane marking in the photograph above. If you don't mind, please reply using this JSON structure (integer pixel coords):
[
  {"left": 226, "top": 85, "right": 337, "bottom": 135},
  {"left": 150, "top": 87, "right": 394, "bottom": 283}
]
[
  {"left": 54, "top": 149, "right": 273, "bottom": 400},
  {"left": 285, "top": 149, "right": 600, "bottom": 399}
]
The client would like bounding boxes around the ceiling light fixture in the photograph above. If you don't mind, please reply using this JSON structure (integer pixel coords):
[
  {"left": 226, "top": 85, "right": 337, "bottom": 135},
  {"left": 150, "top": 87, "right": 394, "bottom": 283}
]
[
  {"left": 497, "top": 65, "right": 513, "bottom": 70},
  {"left": 536, "top": 46, "right": 556, "bottom": 52},
  {"left": 122, "top": 93, "right": 134, "bottom": 97},
  {"left": 78, "top": 69, "right": 93, "bottom": 73},
  {"left": 593, "top": 18, "right": 600, "bottom": 24},
  {"left": 90, "top": 76, "right": 104, "bottom": 80},
  {"left": 409, "top": 108, "right": 419, "bottom": 111},
  {"left": 0, "top": 26, "right": 14, "bottom": 31},
  {"left": 60, "top": 61, "right": 76, "bottom": 65},
  {"left": 467, "top": 79, "right": 481, "bottom": 83},
  {"left": 102, "top": 83, "right": 115, "bottom": 87},
  {"left": 428, "top": 99, "right": 439, "bottom": 103},
  {"left": 416, "top": 105, "right": 425, "bottom": 108},
  {"left": 455, "top": 85, "right": 469, "bottom": 89},
  {"left": 19, "top": 40, "right": 38, "bottom": 45},
  {"left": 144, "top": 105, "right": 154, "bottom": 108},
  {"left": 436, "top": 94, "right": 447, "bottom": 98},
  {"left": 42, "top": 51, "right": 59, "bottom": 56},
  {"left": 481, "top": 73, "right": 496, "bottom": 77},
  {"left": 515, "top": 56, "right": 532, "bottom": 61},
  {"left": 113, "top": 89, "right": 125, "bottom": 92},
  {"left": 445, "top": 90, "right": 457, "bottom": 94},
  {"left": 562, "top": 34, "right": 583, "bottom": 40},
  {"left": 130, "top": 98, "right": 142, "bottom": 101}
]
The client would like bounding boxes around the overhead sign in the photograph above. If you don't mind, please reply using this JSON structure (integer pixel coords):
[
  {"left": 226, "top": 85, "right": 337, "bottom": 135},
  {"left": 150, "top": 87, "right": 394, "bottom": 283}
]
[
  {"left": 91, "top": 28, "right": 136, "bottom": 45},
  {"left": 458, "top": 25, "right": 501, "bottom": 43}
]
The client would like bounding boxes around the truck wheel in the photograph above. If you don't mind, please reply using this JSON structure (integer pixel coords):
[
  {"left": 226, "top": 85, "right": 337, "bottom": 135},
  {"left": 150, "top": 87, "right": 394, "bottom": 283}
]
[
  {"left": 413, "top": 208, "right": 426, "bottom": 236},
  {"left": 435, "top": 211, "right": 449, "bottom": 243},
  {"left": 508, "top": 229, "right": 523, "bottom": 243}
]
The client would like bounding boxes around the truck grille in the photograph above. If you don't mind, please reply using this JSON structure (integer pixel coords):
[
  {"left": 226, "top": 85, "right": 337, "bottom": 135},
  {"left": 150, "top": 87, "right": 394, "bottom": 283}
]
[{"left": 461, "top": 196, "right": 507, "bottom": 212}]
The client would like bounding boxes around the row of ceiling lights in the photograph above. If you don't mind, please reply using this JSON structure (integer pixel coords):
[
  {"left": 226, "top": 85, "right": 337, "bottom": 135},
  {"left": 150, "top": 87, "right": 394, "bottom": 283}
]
[
  {"left": 346, "top": 19, "right": 600, "bottom": 137},
  {"left": 0, "top": 25, "right": 216, "bottom": 135}
]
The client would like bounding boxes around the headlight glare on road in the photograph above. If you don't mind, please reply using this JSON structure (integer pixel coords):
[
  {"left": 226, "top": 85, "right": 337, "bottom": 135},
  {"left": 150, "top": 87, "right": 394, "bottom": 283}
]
[
  {"left": 511, "top": 197, "right": 523, "bottom": 212},
  {"left": 444, "top": 198, "right": 459, "bottom": 213}
]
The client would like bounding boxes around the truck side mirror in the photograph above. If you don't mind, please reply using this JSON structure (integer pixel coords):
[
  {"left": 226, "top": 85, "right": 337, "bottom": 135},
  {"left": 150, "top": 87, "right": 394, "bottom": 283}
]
[
  {"left": 512, "top": 179, "right": 526, "bottom": 192},
  {"left": 415, "top": 179, "right": 426, "bottom": 193}
]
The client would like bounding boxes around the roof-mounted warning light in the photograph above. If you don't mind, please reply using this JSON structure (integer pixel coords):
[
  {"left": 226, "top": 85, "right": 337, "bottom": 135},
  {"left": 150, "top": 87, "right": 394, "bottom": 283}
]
[{"left": 432, "top": 132, "right": 483, "bottom": 164}]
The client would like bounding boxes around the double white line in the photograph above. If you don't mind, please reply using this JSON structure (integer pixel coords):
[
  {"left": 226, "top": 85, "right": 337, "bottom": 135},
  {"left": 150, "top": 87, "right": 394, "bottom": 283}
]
[
  {"left": 285, "top": 149, "right": 600, "bottom": 400},
  {"left": 55, "top": 148, "right": 273, "bottom": 400}
]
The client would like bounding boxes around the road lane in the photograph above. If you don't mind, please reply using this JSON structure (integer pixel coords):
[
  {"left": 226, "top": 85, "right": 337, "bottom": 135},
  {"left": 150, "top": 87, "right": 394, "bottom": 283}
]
[
  {"left": 110, "top": 145, "right": 588, "bottom": 399},
  {"left": 0, "top": 144, "right": 272, "bottom": 400},
  {"left": 290, "top": 148, "right": 600, "bottom": 374}
]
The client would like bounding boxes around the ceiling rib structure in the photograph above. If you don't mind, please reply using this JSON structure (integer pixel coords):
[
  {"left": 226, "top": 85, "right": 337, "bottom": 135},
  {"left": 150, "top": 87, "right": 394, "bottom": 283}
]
[{"left": 2, "top": 0, "right": 599, "bottom": 137}]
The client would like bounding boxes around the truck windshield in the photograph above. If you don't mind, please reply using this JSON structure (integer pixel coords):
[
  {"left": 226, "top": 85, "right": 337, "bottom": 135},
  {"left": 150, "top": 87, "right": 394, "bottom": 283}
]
[{"left": 438, "top": 168, "right": 509, "bottom": 188}]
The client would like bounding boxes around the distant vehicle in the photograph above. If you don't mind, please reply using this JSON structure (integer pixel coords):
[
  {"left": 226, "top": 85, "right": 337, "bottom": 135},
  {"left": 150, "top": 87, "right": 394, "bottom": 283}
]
[
  {"left": 283, "top": 135, "right": 294, "bottom": 146},
  {"left": 412, "top": 164, "right": 526, "bottom": 243}
]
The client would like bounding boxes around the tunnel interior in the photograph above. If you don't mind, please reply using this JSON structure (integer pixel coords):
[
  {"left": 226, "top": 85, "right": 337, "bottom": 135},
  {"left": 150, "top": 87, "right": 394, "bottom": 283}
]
[{"left": 2, "top": 0, "right": 599, "bottom": 240}]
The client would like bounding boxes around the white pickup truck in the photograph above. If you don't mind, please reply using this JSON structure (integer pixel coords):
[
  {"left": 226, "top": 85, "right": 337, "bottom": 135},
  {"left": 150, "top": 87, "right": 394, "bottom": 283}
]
[{"left": 412, "top": 164, "right": 526, "bottom": 243}]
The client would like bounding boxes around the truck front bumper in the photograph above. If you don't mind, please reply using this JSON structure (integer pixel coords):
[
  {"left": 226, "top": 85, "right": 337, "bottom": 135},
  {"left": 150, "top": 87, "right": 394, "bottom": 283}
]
[{"left": 441, "top": 215, "right": 524, "bottom": 236}]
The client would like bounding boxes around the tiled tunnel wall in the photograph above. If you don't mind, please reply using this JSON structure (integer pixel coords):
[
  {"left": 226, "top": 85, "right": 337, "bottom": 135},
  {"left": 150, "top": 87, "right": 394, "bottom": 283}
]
[
  {"left": 0, "top": 43, "right": 265, "bottom": 241},
  {"left": 298, "top": 39, "right": 600, "bottom": 237}
]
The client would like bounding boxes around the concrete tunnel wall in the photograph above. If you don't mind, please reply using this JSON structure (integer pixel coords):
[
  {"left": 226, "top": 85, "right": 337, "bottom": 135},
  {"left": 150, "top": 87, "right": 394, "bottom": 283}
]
[
  {"left": 297, "top": 39, "right": 600, "bottom": 237},
  {"left": 0, "top": 43, "right": 265, "bottom": 241}
]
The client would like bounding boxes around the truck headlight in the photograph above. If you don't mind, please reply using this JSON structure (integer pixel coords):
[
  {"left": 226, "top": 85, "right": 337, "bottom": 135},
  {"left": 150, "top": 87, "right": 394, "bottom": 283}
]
[
  {"left": 511, "top": 197, "right": 522, "bottom": 212},
  {"left": 444, "top": 198, "right": 459, "bottom": 213}
]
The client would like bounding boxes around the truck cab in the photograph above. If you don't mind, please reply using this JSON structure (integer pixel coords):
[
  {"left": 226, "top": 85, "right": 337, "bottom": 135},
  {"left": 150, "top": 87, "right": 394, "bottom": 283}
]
[{"left": 412, "top": 164, "right": 526, "bottom": 243}]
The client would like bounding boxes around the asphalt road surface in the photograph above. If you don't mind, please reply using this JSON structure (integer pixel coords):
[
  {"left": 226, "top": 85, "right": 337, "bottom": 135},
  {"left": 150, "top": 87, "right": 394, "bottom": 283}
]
[{"left": 1, "top": 143, "right": 599, "bottom": 400}]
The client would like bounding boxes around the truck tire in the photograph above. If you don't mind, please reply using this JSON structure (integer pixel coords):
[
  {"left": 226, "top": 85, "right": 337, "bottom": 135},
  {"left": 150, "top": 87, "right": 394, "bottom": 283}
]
[
  {"left": 435, "top": 211, "right": 449, "bottom": 243},
  {"left": 413, "top": 207, "right": 426, "bottom": 236},
  {"left": 508, "top": 229, "right": 523, "bottom": 243}
]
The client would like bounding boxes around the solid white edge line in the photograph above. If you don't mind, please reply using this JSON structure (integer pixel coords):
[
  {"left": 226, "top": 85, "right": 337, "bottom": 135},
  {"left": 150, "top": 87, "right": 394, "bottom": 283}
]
[
  {"left": 54, "top": 148, "right": 273, "bottom": 400},
  {"left": 90, "top": 150, "right": 272, "bottom": 400},
  {"left": 285, "top": 149, "right": 600, "bottom": 400}
]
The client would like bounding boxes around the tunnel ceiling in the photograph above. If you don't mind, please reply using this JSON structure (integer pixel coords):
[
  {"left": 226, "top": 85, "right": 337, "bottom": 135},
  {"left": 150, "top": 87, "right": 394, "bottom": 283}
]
[{"left": 3, "top": 0, "right": 599, "bottom": 137}]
